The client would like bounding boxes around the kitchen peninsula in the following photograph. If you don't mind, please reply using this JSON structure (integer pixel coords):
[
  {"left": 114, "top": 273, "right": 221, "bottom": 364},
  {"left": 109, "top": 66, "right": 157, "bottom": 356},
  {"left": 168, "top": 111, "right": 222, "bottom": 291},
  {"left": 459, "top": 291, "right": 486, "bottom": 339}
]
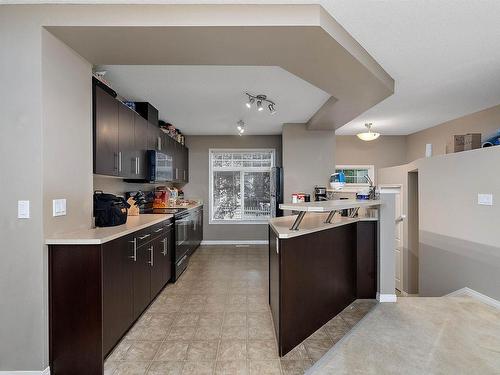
[{"left": 268, "top": 198, "right": 396, "bottom": 356}]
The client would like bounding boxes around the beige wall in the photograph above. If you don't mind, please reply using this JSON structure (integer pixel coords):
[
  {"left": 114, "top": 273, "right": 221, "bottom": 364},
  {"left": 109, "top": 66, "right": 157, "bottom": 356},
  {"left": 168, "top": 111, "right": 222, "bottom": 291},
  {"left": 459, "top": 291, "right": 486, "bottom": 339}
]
[
  {"left": 42, "top": 30, "right": 94, "bottom": 236},
  {"left": 407, "top": 104, "right": 500, "bottom": 162},
  {"left": 335, "top": 135, "right": 407, "bottom": 182},
  {"left": 183, "top": 135, "right": 282, "bottom": 242},
  {"left": 0, "top": 8, "right": 46, "bottom": 370},
  {"left": 282, "top": 123, "right": 336, "bottom": 202},
  {"left": 380, "top": 147, "right": 500, "bottom": 300}
]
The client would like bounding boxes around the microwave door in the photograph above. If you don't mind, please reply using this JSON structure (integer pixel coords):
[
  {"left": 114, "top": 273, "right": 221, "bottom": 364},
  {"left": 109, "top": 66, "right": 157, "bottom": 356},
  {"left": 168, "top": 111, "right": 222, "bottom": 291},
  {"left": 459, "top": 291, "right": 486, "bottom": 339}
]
[{"left": 155, "top": 152, "right": 173, "bottom": 182}]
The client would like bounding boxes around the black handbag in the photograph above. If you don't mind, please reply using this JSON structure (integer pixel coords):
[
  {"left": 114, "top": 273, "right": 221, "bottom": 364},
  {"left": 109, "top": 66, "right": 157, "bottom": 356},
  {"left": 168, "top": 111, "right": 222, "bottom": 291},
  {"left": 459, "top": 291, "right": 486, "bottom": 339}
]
[{"left": 93, "top": 190, "right": 130, "bottom": 227}]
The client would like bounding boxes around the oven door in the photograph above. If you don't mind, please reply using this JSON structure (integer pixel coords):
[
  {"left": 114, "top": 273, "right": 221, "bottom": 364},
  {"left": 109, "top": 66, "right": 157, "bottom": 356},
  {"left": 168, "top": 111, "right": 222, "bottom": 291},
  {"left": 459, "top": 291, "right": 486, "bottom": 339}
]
[{"left": 175, "top": 211, "right": 191, "bottom": 261}]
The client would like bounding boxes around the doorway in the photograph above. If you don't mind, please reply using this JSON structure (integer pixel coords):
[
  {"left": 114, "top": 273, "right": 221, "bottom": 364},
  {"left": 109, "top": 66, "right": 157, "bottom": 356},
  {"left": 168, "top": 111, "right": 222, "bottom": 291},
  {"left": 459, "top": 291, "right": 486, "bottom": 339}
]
[
  {"left": 379, "top": 185, "right": 404, "bottom": 293},
  {"left": 407, "top": 170, "right": 419, "bottom": 295}
]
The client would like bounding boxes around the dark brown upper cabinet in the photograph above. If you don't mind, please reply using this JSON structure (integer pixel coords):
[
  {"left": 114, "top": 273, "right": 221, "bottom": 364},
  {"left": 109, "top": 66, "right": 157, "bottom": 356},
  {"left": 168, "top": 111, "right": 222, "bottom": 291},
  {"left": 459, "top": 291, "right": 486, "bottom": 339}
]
[
  {"left": 133, "top": 114, "right": 148, "bottom": 180},
  {"left": 93, "top": 79, "right": 189, "bottom": 182},
  {"left": 117, "top": 103, "right": 136, "bottom": 178},
  {"left": 94, "top": 84, "right": 119, "bottom": 176}
]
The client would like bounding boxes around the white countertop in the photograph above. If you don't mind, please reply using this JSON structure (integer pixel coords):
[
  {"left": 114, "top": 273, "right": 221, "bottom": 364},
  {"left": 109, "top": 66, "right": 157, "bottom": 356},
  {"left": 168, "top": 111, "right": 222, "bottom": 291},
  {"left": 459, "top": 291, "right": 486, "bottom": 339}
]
[
  {"left": 279, "top": 199, "right": 381, "bottom": 212},
  {"left": 45, "top": 214, "right": 173, "bottom": 245},
  {"left": 269, "top": 212, "right": 378, "bottom": 239}
]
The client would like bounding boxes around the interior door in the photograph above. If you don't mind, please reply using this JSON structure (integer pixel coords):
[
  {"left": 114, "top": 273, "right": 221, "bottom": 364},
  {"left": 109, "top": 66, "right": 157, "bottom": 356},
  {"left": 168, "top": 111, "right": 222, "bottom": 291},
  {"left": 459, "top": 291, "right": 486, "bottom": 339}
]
[{"left": 394, "top": 190, "right": 403, "bottom": 292}]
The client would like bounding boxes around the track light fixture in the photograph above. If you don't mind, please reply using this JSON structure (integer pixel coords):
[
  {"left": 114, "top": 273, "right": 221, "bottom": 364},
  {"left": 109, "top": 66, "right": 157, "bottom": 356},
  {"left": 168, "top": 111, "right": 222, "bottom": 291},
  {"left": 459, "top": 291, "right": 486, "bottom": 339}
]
[
  {"left": 245, "top": 93, "right": 277, "bottom": 115},
  {"left": 237, "top": 120, "right": 245, "bottom": 136}
]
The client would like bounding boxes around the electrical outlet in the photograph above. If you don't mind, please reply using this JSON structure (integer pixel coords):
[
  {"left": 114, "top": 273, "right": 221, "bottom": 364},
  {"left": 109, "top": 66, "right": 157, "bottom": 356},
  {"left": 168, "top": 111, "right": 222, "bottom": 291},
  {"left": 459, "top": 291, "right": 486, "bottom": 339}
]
[
  {"left": 478, "top": 193, "right": 493, "bottom": 206},
  {"left": 53, "top": 199, "right": 67, "bottom": 216},
  {"left": 18, "top": 200, "right": 30, "bottom": 219}
]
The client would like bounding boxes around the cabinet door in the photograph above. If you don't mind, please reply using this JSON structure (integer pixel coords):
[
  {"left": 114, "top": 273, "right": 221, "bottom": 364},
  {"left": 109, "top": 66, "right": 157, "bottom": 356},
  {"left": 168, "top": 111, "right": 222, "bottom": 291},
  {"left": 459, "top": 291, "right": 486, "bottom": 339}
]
[
  {"left": 150, "top": 228, "right": 172, "bottom": 298},
  {"left": 182, "top": 147, "right": 189, "bottom": 182},
  {"left": 133, "top": 243, "right": 152, "bottom": 320},
  {"left": 133, "top": 115, "right": 149, "bottom": 179},
  {"left": 94, "top": 85, "right": 119, "bottom": 176},
  {"left": 148, "top": 123, "right": 161, "bottom": 151},
  {"left": 102, "top": 236, "right": 134, "bottom": 356},
  {"left": 118, "top": 104, "right": 135, "bottom": 178}
]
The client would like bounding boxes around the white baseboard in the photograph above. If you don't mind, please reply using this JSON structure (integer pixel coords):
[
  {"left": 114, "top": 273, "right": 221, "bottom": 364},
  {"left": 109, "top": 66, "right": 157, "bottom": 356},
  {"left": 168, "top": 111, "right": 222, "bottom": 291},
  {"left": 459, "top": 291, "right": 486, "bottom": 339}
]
[
  {"left": 0, "top": 367, "right": 50, "bottom": 375},
  {"left": 200, "top": 240, "right": 268, "bottom": 245},
  {"left": 446, "top": 287, "right": 500, "bottom": 309},
  {"left": 376, "top": 293, "right": 397, "bottom": 303}
]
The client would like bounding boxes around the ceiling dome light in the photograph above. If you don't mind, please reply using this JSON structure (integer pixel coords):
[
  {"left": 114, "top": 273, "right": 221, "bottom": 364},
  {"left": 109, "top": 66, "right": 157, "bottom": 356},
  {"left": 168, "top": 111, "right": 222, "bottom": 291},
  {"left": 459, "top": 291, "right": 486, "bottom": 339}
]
[{"left": 357, "top": 123, "right": 380, "bottom": 141}]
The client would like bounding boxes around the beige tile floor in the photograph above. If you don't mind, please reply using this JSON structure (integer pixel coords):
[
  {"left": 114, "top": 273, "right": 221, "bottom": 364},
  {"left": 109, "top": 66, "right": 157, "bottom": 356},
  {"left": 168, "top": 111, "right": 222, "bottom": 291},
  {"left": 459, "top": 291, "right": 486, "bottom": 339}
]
[{"left": 104, "top": 245, "right": 375, "bottom": 375}]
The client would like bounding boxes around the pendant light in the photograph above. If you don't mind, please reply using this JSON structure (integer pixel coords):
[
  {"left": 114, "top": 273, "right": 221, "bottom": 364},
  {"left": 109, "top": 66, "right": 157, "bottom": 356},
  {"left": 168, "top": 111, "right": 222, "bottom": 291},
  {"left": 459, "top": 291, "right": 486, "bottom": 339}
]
[{"left": 357, "top": 123, "right": 380, "bottom": 141}]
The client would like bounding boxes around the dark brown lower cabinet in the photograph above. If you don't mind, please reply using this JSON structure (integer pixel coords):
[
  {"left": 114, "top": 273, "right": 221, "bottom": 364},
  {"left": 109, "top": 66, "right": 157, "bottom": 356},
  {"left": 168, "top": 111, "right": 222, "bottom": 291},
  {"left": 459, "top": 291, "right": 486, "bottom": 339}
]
[
  {"left": 269, "top": 221, "right": 377, "bottom": 356},
  {"left": 49, "top": 218, "right": 173, "bottom": 375},
  {"left": 133, "top": 242, "right": 153, "bottom": 321},
  {"left": 102, "top": 236, "right": 134, "bottom": 356},
  {"left": 151, "top": 224, "right": 173, "bottom": 298}
]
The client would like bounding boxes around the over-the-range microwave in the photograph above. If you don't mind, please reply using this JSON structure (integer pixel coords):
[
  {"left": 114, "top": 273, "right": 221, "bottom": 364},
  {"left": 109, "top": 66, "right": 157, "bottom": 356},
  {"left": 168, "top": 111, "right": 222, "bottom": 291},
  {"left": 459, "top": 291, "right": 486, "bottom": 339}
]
[{"left": 146, "top": 150, "right": 173, "bottom": 182}]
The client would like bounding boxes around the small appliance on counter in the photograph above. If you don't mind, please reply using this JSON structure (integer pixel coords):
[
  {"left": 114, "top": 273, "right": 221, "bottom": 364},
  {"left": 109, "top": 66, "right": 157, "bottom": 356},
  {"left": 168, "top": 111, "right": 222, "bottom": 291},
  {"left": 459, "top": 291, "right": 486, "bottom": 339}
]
[
  {"left": 314, "top": 186, "right": 328, "bottom": 201},
  {"left": 93, "top": 190, "right": 130, "bottom": 227},
  {"left": 291, "top": 193, "right": 311, "bottom": 203},
  {"left": 329, "top": 172, "right": 346, "bottom": 191}
]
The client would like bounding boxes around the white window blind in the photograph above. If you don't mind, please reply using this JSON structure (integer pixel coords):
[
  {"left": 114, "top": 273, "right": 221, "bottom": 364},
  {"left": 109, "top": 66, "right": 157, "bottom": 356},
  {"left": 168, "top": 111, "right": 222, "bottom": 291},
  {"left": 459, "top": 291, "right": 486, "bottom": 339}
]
[{"left": 209, "top": 149, "right": 275, "bottom": 224}]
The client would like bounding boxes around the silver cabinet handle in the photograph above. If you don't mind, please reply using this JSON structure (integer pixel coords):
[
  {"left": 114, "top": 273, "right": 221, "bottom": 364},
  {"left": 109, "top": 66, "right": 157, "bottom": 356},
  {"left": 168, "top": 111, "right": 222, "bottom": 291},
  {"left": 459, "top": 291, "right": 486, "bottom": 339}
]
[
  {"left": 154, "top": 227, "right": 163, "bottom": 233},
  {"left": 183, "top": 170, "right": 186, "bottom": 181},
  {"left": 114, "top": 152, "right": 119, "bottom": 172},
  {"left": 138, "top": 234, "right": 150, "bottom": 240},
  {"left": 157, "top": 137, "right": 162, "bottom": 150},
  {"left": 137, "top": 156, "right": 140, "bottom": 174},
  {"left": 148, "top": 245, "right": 154, "bottom": 266},
  {"left": 175, "top": 168, "right": 178, "bottom": 180},
  {"left": 128, "top": 238, "right": 137, "bottom": 261},
  {"left": 118, "top": 151, "right": 122, "bottom": 173},
  {"left": 276, "top": 241, "right": 279, "bottom": 254},
  {"left": 161, "top": 238, "right": 168, "bottom": 256}
]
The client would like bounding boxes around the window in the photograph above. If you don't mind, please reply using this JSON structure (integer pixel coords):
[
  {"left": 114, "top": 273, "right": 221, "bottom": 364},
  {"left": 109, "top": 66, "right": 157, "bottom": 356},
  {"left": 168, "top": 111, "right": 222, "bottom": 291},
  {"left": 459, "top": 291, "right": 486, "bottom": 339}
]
[
  {"left": 209, "top": 149, "right": 275, "bottom": 224},
  {"left": 335, "top": 165, "right": 375, "bottom": 191}
]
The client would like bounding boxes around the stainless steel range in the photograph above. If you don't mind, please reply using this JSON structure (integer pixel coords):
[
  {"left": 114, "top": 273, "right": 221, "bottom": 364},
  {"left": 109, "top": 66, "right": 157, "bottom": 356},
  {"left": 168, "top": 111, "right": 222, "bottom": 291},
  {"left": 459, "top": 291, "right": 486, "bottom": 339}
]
[{"left": 156, "top": 206, "right": 203, "bottom": 281}]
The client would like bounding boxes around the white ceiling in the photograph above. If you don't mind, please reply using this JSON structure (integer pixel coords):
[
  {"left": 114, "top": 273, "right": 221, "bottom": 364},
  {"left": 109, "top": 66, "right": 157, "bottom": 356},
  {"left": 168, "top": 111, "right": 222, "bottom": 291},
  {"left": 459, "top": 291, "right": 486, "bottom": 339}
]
[
  {"left": 26, "top": 0, "right": 500, "bottom": 135},
  {"left": 99, "top": 65, "right": 330, "bottom": 135}
]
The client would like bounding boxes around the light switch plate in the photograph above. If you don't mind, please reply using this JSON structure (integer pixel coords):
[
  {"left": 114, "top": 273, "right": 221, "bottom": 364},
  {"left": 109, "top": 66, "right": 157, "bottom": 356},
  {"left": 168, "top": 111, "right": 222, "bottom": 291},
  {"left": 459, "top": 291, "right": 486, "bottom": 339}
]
[
  {"left": 53, "top": 199, "right": 67, "bottom": 216},
  {"left": 18, "top": 200, "right": 30, "bottom": 219},
  {"left": 478, "top": 193, "right": 493, "bottom": 206}
]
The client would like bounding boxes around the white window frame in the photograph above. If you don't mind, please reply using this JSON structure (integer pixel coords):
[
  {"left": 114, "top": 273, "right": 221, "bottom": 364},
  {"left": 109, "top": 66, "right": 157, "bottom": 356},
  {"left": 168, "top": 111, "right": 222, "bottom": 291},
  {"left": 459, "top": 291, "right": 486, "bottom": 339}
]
[
  {"left": 335, "top": 165, "right": 375, "bottom": 192},
  {"left": 209, "top": 148, "right": 276, "bottom": 225}
]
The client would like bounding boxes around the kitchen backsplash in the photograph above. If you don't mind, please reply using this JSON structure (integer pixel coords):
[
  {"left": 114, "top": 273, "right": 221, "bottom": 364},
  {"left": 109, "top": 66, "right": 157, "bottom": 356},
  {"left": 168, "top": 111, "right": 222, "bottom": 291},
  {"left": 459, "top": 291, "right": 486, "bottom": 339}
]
[{"left": 93, "top": 175, "right": 177, "bottom": 197}]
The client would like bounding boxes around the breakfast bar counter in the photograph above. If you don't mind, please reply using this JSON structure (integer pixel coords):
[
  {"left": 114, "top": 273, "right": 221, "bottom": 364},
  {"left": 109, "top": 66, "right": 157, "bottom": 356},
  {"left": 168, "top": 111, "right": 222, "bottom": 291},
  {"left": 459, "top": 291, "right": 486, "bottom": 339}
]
[{"left": 268, "top": 199, "right": 390, "bottom": 356}]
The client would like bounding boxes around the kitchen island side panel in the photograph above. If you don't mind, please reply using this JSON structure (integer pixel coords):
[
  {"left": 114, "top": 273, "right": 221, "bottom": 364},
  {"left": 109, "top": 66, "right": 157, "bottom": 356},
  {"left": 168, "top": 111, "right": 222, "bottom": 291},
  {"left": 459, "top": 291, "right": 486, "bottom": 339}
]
[
  {"left": 278, "top": 224, "right": 357, "bottom": 356},
  {"left": 356, "top": 221, "right": 378, "bottom": 298},
  {"left": 268, "top": 228, "right": 280, "bottom": 344}
]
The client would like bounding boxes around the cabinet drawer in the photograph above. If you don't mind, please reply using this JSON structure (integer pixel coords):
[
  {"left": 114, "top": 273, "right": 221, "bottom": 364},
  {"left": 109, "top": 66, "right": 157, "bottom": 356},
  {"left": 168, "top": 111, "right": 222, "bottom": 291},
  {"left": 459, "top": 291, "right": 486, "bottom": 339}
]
[{"left": 133, "top": 220, "right": 172, "bottom": 247}]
